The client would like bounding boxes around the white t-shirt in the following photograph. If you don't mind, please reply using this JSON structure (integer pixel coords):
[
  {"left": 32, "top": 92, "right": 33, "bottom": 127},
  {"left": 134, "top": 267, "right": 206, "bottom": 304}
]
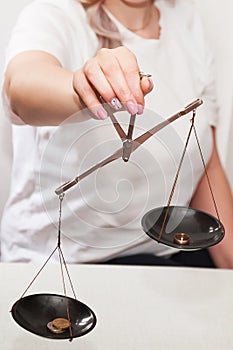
[{"left": 1, "top": 0, "right": 218, "bottom": 263}]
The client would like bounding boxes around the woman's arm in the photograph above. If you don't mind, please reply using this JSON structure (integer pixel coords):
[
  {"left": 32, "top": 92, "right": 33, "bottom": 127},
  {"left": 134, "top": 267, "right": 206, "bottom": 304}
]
[
  {"left": 4, "top": 51, "right": 82, "bottom": 126},
  {"left": 190, "top": 127, "right": 233, "bottom": 268},
  {"left": 4, "top": 48, "right": 153, "bottom": 126}
]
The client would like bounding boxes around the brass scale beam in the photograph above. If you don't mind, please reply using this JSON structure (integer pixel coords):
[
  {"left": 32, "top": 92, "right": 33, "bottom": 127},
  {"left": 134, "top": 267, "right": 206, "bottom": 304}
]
[{"left": 55, "top": 98, "right": 203, "bottom": 196}]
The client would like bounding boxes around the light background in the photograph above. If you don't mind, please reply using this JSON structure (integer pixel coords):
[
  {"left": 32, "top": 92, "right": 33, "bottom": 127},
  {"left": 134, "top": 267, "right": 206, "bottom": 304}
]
[{"left": 0, "top": 0, "right": 233, "bottom": 220}]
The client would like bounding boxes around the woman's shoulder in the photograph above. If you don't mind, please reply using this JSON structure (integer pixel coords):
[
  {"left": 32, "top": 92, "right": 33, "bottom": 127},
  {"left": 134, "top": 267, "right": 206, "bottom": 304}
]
[
  {"left": 6, "top": 0, "right": 91, "bottom": 69},
  {"left": 20, "top": 0, "right": 86, "bottom": 20},
  {"left": 13, "top": 0, "right": 88, "bottom": 41},
  {"left": 159, "top": 0, "right": 198, "bottom": 17},
  {"left": 159, "top": 0, "right": 204, "bottom": 35},
  {"left": 158, "top": 0, "right": 198, "bottom": 20},
  {"left": 29, "top": 0, "right": 83, "bottom": 9},
  {"left": 174, "top": 0, "right": 201, "bottom": 24}
]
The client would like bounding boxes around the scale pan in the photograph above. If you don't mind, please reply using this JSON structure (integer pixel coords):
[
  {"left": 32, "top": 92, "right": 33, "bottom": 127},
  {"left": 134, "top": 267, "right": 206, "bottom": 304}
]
[
  {"left": 11, "top": 293, "right": 97, "bottom": 340},
  {"left": 142, "top": 206, "right": 225, "bottom": 250}
]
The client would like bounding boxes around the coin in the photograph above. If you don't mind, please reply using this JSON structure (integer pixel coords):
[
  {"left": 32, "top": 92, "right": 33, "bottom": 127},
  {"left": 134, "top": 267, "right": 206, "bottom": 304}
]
[
  {"left": 52, "top": 318, "right": 70, "bottom": 330},
  {"left": 47, "top": 321, "right": 65, "bottom": 334}
]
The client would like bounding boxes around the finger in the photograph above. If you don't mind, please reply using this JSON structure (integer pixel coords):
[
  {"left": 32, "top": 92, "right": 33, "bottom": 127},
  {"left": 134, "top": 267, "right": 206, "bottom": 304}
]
[
  {"left": 83, "top": 58, "right": 123, "bottom": 111},
  {"left": 140, "top": 76, "right": 154, "bottom": 95},
  {"left": 114, "top": 47, "right": 145, "bottom": 112},
  {"left": 72, "top": 69, "right": 108, "bottom": 120},
  {"left": 97, "top": 47, "right": 140, "bottom": 115}
]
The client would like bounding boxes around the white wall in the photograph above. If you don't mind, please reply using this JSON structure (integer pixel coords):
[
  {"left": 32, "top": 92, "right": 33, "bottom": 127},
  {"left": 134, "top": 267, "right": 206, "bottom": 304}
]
[{"left": 0, "top": 0, "right": 233, "bottom": 221}]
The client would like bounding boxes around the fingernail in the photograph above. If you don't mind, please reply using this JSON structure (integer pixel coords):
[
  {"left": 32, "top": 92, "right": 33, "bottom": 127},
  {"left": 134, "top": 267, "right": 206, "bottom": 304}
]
[
  {"left": 137, "top": 104, "right": 144, "bottom": 115},
  {"left": 111, "top": 97, "right": 122, "bottom": 110},
  {"left": 97, "top": 108, "right": 108, "bottom": 120},
  {"left": 126, "top": 101, "right": 138, "bottom": 115}
]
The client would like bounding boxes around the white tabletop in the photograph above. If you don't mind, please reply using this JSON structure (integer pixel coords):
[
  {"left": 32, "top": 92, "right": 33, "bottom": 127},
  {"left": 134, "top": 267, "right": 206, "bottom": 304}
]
[{"left": 1, "top": 262, "right": 233, "bottom": 349}]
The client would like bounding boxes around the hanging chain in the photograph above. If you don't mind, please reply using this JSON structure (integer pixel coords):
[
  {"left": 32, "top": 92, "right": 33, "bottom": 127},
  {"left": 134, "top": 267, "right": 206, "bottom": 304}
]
[
  {"left": 18, "top": 191, "right": 77, "bottom": 341},
  {"left": 58, "top": 193, "right": 79, "bottom": 340},
  {"left": 57, "top": 192, "right": 77, "bottom": 298},
  {"left": 57, "top": 192, "right": 78, "bottom": 340},
  {"left": 158, "top": 111, "right": 196, "bottom": 241},
  {"left": 58, "top": 193, "right": 65, "bottom": 247},
  {"left": 19, "top": 246, "right": 58, "bottom": 299},
  {"left": 158, "top": 109, "right": 221, "bottom": 241},
  {"left": 192, "top": 124, "right": 220, "bottom": 221}
]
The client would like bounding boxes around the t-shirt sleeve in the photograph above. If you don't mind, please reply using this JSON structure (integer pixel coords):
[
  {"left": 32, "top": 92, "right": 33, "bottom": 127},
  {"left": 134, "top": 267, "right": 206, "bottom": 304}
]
[
  {"left": 186, "top": 0, "right": 219, "bottom": 127},
  {"left": 2, "top": 0, "right": 88, "bottom": 124},
  {"left": 4, "top": 0, "right": 76, "bottom": 69},
  {"left": 200, "top": 46, "right": 219, "bottom": 127}
]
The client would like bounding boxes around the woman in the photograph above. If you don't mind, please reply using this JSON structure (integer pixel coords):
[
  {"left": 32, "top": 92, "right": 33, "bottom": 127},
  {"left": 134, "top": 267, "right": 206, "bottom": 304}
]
[{"left": 2, "top": 0, "right": 233, "bottom": 267}]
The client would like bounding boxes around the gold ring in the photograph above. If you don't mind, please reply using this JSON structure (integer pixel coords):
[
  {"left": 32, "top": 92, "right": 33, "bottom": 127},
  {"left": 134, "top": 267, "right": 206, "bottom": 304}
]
[{"left": 139, "top": 71, "right": 152, "bottom": 79}]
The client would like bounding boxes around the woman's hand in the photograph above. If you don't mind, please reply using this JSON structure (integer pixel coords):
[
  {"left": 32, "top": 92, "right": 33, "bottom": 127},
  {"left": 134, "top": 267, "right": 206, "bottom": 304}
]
[
  {"left": 72, "top": 46, "right": 154, "bottom": 120},
  {"left": 4, "top": 48, "right": 153, "bottom": 126}
]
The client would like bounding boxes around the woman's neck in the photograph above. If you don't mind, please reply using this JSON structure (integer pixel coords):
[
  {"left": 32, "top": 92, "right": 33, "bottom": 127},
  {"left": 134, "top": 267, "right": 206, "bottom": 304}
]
[{"left": 103, "top": 0, "right": 160, "bottom": 39}]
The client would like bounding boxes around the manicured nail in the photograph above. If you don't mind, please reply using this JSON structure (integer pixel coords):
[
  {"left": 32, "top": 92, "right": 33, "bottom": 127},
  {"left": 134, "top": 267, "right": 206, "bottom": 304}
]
[
  {"left": 126, "top": 101, "right": 138, "bottom": 115},
  {"left": 111, "top": 97, "right": 122, "bottom": 110},
  {"left": 97, "top": 108, "right": 108, "bottom": 120},
  {"left": 137, "top": 104, "right": 144, "bottom": 115}
]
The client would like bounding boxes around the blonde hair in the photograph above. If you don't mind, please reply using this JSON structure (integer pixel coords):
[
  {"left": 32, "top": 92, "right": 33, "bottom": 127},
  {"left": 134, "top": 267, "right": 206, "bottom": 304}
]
[
  {"left": 79, "top": 1, "right": 175, "bottom": 49},
  {"left": 80, "top": 1, "right": 122, "bottom": 49}
]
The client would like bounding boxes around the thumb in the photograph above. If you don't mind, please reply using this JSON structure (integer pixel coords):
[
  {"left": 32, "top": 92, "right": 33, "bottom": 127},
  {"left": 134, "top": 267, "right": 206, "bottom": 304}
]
[{"left": 140, "top": 76, "right": 154, "bottom": 96}]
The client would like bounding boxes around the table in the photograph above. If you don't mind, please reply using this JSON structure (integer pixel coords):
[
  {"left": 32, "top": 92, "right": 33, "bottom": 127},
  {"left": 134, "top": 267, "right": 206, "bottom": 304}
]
[{"left": 0, "top": 262, "right": 233, "bottom": 349}]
